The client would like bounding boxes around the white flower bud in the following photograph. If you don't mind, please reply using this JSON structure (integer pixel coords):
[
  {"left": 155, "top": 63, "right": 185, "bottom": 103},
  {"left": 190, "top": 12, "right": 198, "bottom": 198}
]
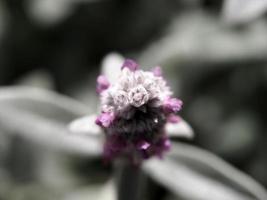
[
  {"left": 128, "top": 85, "right": 149, "bottom": 107},
  {"left": 112, "top": 90, "right": 129, "bottom": 109},
  {"left": 143, "top": 79, "right": 160, "bottom": 99}
]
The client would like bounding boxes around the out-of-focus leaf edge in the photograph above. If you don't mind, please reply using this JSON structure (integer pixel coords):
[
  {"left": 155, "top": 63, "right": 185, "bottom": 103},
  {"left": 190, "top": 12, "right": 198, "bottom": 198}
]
[{"left": 143, "top": 142, "right": 267, "bottom": 200}]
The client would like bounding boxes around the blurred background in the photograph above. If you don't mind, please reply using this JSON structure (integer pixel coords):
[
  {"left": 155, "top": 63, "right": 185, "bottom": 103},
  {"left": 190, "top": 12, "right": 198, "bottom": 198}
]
[{"left": 0, "top": 0, "right": 267, "bottom": 199}]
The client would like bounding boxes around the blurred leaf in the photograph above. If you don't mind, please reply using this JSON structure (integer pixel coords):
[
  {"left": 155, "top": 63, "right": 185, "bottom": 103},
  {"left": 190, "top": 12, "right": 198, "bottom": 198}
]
[
  {"left": 27, "top": 0, "right": 102, "bottom": 26},
  {"left": 63, "top": 179, "right": 116, "bottom": 200},
  {"left": 27, "top": 0, "right": 74, "bottom": 26},
  {"left": 222, "top": 0, "right": 267, "bottom": 24},
  {"left": 101, "top": 53, "right": 124, "bottom": 85},
  {"left": 15, "top": 69, "right": 55, "bottom": 90},
  {"left": 0, "top": 86, "right": 89, "bottom": 122},
  {"left": 166, "top": 118, "right": 194, "bottom": 139},
  {"left": 139, "top": 11, "right": 267, "bottom": 69},
  {"left": 0, "top": 86, "right": 102, "bottom": 157},
  {"left": 143, "top": 142, "right": 267, "bottom": 200},
  {"left": 69, "top": 115, "right": 101, "bottom": 136}
]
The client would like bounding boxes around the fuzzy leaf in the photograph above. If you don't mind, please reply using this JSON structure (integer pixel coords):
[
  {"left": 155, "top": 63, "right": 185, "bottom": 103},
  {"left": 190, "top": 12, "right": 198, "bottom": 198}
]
[
  {"left": 0, "top": 86, "right": 102, "bottom": 157},
  {"left": 222, "top": 0, "right": 267, "bottom": 24},
  {"left": 101, "top": 53, "right": 124, "bottom": 84},
  {"left": 69, "top": 115, "right": 101, "bottom": 136},
  {"left": 166, "top": 119, "right": 194, "bottom": 139},
  {"left": 143, "top": 142, "right": 267, "bottom": 200}
]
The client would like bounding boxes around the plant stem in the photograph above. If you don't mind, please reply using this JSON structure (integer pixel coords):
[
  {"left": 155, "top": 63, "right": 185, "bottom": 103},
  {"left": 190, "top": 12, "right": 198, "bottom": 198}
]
[{"left": 115, "top": 160, "right": 144, "bottom": 200}]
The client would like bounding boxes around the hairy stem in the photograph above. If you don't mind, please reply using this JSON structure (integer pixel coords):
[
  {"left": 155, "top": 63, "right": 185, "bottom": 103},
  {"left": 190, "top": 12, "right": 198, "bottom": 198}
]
[{"left": 115, "top": 161, "right": 145, "bottom": 200}]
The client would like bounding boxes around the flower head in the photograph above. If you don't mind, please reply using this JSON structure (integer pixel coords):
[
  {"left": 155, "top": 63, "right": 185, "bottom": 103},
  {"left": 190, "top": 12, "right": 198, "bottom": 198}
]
[
  {"left": 69, "top": 55, "right": 193, "bottom": 165},
  {"left": 96, "top": 59, "right": 183, "bottom": 163}
]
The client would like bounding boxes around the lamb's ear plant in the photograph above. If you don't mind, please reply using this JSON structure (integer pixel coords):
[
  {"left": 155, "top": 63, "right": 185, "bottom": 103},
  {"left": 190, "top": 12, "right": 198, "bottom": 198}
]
[
  {"left": 70, "top": 54, "right": 193, "bottom": 164},
  {"left": 0, "top": 54, "right": 266, "bottom": 200}
]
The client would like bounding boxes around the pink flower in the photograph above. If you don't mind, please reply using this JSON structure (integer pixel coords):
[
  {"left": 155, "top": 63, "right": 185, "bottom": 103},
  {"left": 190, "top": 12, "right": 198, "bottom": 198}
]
[
  {"left": 69, "top": 55, "right": 193, "bottom": 164},
  {"left": 95, "top": 61, "right": 184, "bottom": 161}
]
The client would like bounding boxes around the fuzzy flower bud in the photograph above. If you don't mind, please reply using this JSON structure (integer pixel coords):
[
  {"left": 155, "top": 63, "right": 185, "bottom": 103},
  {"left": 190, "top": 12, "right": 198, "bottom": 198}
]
[
  {"left": 128, "top": 85, "right": 149, "bottom": 107},
  {"left": 112, "top": 90, "right": 129, "bottom": 110},
  {"left": 95, "top": 59, "right": 183, "bottom": 163}
]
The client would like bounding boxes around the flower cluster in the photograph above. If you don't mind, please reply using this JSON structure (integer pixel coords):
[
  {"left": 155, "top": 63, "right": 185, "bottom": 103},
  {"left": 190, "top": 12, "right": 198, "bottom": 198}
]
[{"left": 95, "top": 59, "right": 183, "bottom": 163}]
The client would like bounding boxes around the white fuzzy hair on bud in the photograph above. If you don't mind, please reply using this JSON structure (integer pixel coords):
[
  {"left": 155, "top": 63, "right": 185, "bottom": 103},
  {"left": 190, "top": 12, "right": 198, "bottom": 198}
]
[
  {"left": 128, "top": 85, "right": 149, "bottom": 107},
  {"left": 100, "top": 68, "right": 171, "bottom": 116}
]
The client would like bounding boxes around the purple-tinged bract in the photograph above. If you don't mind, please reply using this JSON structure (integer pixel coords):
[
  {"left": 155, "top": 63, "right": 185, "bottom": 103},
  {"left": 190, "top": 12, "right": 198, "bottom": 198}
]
[
  {"left": 96, "top": 75, "right": 110, "bottom": 93},
  {"left": 121, "top": 59, "right": 139, "bottom": 71}
]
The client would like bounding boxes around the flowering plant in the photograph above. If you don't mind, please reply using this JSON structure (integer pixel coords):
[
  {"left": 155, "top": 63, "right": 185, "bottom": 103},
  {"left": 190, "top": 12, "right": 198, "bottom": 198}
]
[
  {"left": 0, "top": 55, "right": 267, "bottom": 200},
  {"left": 0, "top": 56, "right": 266, "bottom": 199},
  {"left": 70, "top": 55, "right": 193, "bottom": 164}
]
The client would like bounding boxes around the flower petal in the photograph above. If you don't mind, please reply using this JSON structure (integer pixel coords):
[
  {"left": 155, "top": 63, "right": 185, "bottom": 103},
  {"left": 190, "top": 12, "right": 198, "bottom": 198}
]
[
  {"left": 69, "top": 114, "right": 101, "bottom": 136},
  {"left": 136, "top": 140, "right": 151, "bottom": 150},
  {"left": 95, "top": 112, "right": 115, "bottom": 128},
  {"left": 152, "top": 66, "right": 162, "bottom": 77},
  {"left": 121, "top": 59, "right": 139, "bottom": 71},
  {"left": 166, "top": 118, "right": 194, "bottom": 139},
  {"left": 163, "top": 97, "right": 183, "bottom": 113},
  {"left": 96, "top": 75, "right": 110, "bottom": 93},
  {"left": 101, "top": 53, "right": 124, "bottom": 84}
]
